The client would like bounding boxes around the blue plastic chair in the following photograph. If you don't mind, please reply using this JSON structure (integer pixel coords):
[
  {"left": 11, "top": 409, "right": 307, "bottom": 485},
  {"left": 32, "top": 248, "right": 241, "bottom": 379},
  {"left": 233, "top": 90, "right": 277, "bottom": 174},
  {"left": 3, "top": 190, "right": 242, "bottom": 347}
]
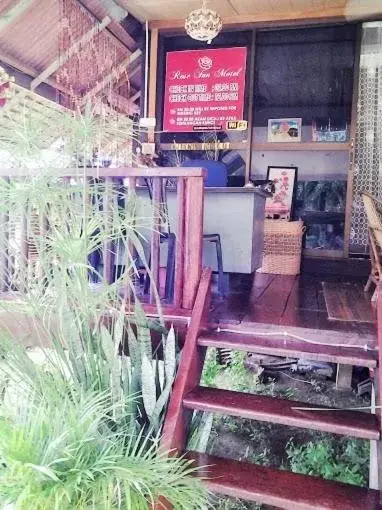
[{"left": 181, "top": 159, "right": 227, "bottom": 187}]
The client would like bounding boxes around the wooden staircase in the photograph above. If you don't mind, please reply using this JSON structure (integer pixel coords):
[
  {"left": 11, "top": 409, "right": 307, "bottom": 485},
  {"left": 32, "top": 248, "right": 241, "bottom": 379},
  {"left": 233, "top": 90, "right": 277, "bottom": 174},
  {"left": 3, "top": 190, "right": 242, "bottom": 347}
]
[{"left": 161, "top": 268, "right": 382, "bottom": 509}]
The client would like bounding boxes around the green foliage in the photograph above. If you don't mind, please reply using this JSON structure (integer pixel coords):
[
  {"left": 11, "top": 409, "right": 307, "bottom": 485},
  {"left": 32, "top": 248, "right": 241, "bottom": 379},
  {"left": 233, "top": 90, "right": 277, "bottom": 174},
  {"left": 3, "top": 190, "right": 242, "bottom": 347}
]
[
  {"left": 0, "top": 176, "right": 169, "bottom": 434},
  {"left": 201, "top": 348, "right": 282, "bottom": 397},
  {"left": 212, "top": 496, "right": 262, "bottom": 510},
  {"left": 286, "top": 437, "right": 369, "bottom": 487},
  {"left": 0, "top": 171, "right": 208, "bottom": 508},
  {"left": 0, "top": 387, "right": 207, "bottom": 510},
  {"left": 201, "top": 349, "right": 255, "bottom": 392}
]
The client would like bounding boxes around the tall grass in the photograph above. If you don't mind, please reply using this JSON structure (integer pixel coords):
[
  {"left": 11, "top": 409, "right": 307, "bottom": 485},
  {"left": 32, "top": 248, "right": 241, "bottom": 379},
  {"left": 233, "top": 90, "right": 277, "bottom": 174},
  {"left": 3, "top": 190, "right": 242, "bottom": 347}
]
[{"left": 0, "top": 100, "right": 208, "bottom": 508}]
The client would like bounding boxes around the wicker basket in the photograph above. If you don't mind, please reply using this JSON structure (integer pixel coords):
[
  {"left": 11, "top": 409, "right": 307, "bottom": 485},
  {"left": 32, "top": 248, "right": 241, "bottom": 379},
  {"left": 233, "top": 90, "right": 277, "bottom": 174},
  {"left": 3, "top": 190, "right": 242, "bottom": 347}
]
[{"left": 260, "top": 220, "right": 305, "bottom": 275}]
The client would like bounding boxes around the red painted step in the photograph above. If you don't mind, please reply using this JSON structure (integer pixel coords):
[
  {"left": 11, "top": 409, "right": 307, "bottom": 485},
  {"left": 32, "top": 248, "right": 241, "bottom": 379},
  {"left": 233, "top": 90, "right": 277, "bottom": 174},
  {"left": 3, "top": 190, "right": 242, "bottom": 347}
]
[
  {"left": 183, "top": 386, "right": 380, "bottom": 440},
  {"left": 198, "top": 330, "right": 377, "bottom": 367},
  {"left": 185, "top": 451, "right": 380, "bottom": 510}
]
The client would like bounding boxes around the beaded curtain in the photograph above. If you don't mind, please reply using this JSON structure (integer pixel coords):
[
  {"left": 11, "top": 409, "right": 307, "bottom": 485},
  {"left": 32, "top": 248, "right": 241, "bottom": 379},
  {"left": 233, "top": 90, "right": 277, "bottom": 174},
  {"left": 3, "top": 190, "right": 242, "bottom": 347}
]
[
  {"left": 55, "top": 0, "right": 135, "bottom": 164},
  {"left": 350, "top": 22, "right": 382, "bottom": 254}
]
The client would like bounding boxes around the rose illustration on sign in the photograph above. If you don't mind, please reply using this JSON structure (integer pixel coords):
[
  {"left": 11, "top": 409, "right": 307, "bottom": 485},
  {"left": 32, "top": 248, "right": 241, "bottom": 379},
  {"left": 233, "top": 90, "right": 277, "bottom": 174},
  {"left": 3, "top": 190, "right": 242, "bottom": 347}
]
[
  {"left": 198, "top": 56, "right": 213, "bottom": 70},
  {"left": 272, "top": 172, "right": 290, "bottom": 208}
]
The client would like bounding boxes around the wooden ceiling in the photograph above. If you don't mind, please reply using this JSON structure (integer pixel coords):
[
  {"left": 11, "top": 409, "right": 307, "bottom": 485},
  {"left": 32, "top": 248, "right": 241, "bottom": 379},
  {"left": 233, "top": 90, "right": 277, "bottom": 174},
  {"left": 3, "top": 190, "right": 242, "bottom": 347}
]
[
  {"left": 0, "top": 0, "right": 142, "bottom": 114},
  {"left": 120, "top": 0, "right": 382, "bottom": 24}
]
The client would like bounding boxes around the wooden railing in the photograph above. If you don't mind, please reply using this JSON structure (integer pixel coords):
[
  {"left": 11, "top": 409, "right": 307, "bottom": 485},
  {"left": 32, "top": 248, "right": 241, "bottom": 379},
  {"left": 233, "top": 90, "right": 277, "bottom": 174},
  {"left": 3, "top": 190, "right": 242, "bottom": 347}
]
[
  {"left": 160, "top": 267, "right": 212, "bottom": 453},
  {"left": 0, "top": 167, "right": 206, "bottom": 310}
]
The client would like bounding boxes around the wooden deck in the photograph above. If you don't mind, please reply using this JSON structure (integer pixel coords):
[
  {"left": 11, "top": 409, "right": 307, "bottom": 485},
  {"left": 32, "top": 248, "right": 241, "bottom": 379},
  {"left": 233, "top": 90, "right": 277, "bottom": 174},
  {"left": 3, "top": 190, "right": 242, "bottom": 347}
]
[
  {"left": 159, "top": 270, "right": 381, "bottom": 509},
  {"left": 212, "top": 273, "right": 376, "bottom": 337}
]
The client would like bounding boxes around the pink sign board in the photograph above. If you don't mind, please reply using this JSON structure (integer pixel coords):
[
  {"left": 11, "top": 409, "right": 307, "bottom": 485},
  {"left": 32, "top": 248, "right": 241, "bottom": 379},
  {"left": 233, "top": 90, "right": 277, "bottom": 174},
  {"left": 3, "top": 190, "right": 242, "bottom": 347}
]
[{"left": 163, "top": 47, "right": 247, "bottom": 132}]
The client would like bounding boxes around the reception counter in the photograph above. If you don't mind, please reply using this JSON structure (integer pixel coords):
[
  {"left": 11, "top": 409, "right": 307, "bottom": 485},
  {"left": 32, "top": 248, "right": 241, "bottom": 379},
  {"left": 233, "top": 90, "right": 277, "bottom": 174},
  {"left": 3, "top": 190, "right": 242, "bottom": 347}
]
[{"left": 134, "top": 186, "right": 267, "bottom": 274}]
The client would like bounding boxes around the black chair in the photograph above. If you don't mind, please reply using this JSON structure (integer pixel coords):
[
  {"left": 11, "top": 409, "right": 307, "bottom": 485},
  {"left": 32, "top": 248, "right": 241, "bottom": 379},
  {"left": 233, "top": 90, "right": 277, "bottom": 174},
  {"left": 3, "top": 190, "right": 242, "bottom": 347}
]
[
  {"left": 203, "top": 233, "right": 225, "bottom": 295},
  {"left": 144, "top": 177, "right": 225, "bottom": 300}
]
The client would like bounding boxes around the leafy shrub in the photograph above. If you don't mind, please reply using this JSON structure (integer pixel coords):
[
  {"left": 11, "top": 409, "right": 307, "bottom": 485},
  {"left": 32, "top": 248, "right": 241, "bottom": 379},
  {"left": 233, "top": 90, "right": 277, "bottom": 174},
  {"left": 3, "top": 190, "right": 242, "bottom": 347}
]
[
  {"left": 286, "top": 437, "right": 369, "bottom": 486},
  {"left": 0, "top": 174, "right": 208, "bottom": 509},
  {"left": 0, "top": 387, "right": 206, "bottom": 510}
]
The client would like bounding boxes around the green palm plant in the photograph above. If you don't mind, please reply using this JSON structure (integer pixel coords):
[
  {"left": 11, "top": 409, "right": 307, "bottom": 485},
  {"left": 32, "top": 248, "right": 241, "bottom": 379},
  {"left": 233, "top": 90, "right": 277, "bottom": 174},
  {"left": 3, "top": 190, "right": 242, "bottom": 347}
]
[
  {"left": 0, "top": 92, "right": 208, "bottom": 508},
  {"left": 0, "top": 385, "right": 207, "bottom": 510}
]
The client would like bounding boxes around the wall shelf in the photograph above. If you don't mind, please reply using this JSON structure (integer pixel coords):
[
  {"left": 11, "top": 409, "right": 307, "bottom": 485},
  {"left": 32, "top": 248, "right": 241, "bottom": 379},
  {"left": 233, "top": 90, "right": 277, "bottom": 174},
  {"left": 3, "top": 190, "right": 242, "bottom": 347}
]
[{"left": 253, "top": 142, "right": 350, "bottom": 151}]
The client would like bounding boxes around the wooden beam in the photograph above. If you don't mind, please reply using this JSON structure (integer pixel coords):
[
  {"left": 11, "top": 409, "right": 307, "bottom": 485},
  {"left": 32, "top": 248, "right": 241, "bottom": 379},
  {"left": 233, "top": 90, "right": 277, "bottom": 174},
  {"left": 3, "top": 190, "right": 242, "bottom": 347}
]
[
  {"left": 80, "top": 49, "right": 141, "bottom": 105},
  {"left": 113, "top": 63, "right": 140, "bottom": 90},
  {"left": 31, "top": 16, "right": 111, "bottom": 91},
  {"left": 0, "top": 0, "right": 33, "bottom": 34},
  {"left": 77, "top": 0, "right": 138, "bottom": 50},
  {"left": 149, "top": 4, "right": 382, "bottom": 30},
  {"left": 106, "top": 91, "right": 139, "bottom": 114},
  {"left": 0, "top": 53, "right": 71, "bottom": 96},
  {"left": 0, "top": 167, "right": 207, "bottom": 178},
  {"left": 129, "top": 90, "right": 141, "bottom": 103},
  {"left": 115, "top": 0, "right": 147, "bottom": 22}
]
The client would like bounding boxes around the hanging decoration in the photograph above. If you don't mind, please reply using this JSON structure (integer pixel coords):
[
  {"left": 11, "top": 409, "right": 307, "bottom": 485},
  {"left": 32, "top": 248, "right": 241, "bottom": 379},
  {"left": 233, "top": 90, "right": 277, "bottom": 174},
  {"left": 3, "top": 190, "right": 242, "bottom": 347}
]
[
  {"left": 0, "top": 66, "right": 14, "bottom": 108},
  {"left": 185, "top": 0, "right": 222, "bottom": 44},
  {"left": 57, "top": 0, "right": 128, "bottom": 108},
  {"left": 56, "top": 0, "right": 137, "bottom": 165}
]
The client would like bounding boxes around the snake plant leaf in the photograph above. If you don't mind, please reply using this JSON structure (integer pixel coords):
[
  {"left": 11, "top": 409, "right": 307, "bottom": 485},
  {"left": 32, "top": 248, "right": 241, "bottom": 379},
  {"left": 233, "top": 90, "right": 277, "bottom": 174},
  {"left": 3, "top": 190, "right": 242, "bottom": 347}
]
[
  {"left": 164, "top": 325, "right": 176, "bottom": 386},
  {"left": 100, "top": 325, "right": 115, "bottom": 366},
  {"left": 141, "top": 354, "right": 156, "bottom": 420},
  {"left": 194, "top": 412, "right": 214, "bottom": 453},
  {"left": 154, "top": 355, "right": 162, "bottom": 398},
  {"left": 135, "top": 301, "right": 152, "bottom": 361},
  {"left": 127, "top": 323, "right": 140, "bottom": 367},
  {"left": 113, "top": 310, "right": 125, "bottom": 351},
  {"left": 149, "top": 382, "right": 172, "bottom": 434}
]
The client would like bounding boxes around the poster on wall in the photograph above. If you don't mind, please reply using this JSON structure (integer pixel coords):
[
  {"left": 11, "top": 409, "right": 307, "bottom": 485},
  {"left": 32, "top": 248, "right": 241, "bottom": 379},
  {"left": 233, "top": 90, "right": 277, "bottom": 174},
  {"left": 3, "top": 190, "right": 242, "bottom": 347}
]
[
  {"left": 163, "top": 47, "right": 247, "bottom": 133},
  {"left": 265, "top": 166, "right": 298, "bottom": 220}
]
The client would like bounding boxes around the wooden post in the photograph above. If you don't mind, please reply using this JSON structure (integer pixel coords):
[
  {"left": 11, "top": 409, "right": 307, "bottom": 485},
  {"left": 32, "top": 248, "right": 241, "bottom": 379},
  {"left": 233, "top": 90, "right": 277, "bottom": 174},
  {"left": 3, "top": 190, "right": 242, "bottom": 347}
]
[
  {"left": 150, "top": 177, "right": 161, "bottom": 303},
  {"left": 19, "top": 207, "right": 28, "bottom": 293},
  {"left": 245, "top": 29, "right": 256, "bottom": 185},
  {"left": 147, "top": 27, "right": 159, "bottom": 145},
  {"left": 0, "top": 178, "right": 9, "bottom": 292},
  {"left": 174, "top": 178, "right": 185, "bottom": 307},
  {"left": 182, "top": 177, "right": 204, "bottom": 309},
  {"left": 335, "top": 364, "right": 353, "bottom": 389},
  {"left": 343, "top": 25, "right": 362, "bottom": 257},
  {"left": 103, "top": 177, "right": 114, "bottom": 284},
  {"left": 124, "top": 176, "right": 137, "bottom": 301},
  {"left": 148, "top": 27, "right": 159, "bottom": 121},
  {"left": 376, "top": 283, "right": 382, "bottom": 495}
]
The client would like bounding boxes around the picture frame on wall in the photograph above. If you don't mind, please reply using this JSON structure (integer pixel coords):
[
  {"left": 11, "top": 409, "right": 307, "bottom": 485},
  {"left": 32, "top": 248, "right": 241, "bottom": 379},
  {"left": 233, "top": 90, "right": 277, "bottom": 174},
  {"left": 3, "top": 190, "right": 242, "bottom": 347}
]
[
  {"left": 267, "top": 118, "right": 302, "bottom": 142},
  {"left": 265, "top": 166, "right": 298, "bottom": 220}
]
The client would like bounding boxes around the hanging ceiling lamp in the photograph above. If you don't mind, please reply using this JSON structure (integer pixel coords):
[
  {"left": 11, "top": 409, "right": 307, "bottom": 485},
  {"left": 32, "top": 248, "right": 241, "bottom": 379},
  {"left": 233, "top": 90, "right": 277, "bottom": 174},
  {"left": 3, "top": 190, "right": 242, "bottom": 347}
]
[{"left": 185, "top": 0, "right": 223, "bottom": 44}]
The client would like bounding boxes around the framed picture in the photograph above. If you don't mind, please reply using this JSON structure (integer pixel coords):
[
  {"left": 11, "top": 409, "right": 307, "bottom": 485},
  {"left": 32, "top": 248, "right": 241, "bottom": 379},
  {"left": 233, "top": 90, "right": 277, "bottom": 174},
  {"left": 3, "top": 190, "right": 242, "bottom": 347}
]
[
  {"left": 265, "top": 166, "right": 298, "bottom": 220},
  {"left": 267, "top": 118, "right": 302, "bottom": 142}
]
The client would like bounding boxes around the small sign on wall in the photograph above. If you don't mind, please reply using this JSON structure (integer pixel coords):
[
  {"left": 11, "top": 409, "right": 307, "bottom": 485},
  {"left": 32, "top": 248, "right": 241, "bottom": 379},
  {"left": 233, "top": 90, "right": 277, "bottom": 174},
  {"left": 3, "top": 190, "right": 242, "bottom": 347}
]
[
  {"left": 226, "top": 120, "right": 247, "bottom": 131},
  {"left": 170, "top": 142, "right": 231, "bottom": 151}
]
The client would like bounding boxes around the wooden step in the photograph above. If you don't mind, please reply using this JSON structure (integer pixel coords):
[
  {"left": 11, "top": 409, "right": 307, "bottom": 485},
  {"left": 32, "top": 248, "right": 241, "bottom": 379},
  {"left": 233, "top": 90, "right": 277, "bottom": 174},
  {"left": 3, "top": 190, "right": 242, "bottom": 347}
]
[
  {"left": 185, "top": 451, "right": 380, "bottom": 510},
  {"left": 198, "top": 330, "right": 377, "bottom": 367},
  {"left": 184, "top": 386, "right": 380, "bottom": 440}
]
